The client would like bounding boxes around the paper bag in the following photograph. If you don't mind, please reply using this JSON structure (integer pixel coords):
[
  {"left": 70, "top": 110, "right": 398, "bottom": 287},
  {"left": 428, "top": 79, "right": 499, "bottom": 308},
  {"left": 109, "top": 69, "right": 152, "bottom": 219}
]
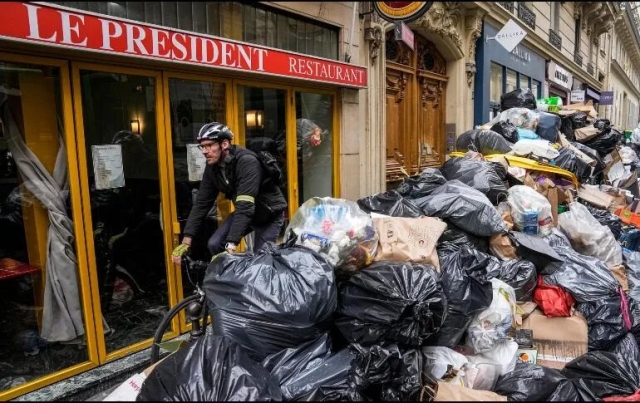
[
  {"left": 373, "top": 216, "right": 447, "bottom": 270},
  {"left": 609, "top": 265, "right": 629, "bottom": 292},
  {"left": 574, "top": 125, "right": 600, "bottom": 142},
  {"left": 490, "top": 234, "right": 518, "bottom": 260},
  {"left": 435, "top": 382, "right": 508, "bottom": 401}
]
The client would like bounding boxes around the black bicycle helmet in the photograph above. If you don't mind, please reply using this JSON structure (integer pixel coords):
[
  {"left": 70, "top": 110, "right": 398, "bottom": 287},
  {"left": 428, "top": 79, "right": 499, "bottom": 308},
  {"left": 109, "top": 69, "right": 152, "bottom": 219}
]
[{"left": 196, "top": 122, "right": 234, "bottom": 143}]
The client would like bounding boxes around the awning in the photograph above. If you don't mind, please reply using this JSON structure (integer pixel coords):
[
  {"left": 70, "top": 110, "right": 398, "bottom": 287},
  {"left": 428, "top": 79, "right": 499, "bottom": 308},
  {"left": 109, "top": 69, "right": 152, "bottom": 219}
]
[{"left": 584, "top": 86, "right": 601, "bottom": 101}]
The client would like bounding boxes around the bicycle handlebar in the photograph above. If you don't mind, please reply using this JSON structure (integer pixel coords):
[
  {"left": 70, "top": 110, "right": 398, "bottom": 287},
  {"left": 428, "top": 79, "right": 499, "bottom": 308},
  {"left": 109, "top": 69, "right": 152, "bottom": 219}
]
[{"left": 181, "top": 254, "right": 209, "bottom": 273}]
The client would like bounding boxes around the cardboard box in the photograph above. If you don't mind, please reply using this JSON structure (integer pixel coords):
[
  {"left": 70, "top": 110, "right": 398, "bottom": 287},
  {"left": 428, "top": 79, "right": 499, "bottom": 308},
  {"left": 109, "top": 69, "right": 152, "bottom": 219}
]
[
  {"left": 516, "top": 348, "right": 538, "bottom": 364},
  {"left": 519, "top": 308, "right": 588, "bottom": 369}
]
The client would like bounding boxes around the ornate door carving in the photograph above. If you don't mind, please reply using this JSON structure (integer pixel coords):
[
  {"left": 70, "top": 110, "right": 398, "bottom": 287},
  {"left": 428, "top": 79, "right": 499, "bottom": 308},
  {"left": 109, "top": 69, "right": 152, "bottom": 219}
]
[{"left": 385, "top": 32, "right": 447, "bottom": 187}]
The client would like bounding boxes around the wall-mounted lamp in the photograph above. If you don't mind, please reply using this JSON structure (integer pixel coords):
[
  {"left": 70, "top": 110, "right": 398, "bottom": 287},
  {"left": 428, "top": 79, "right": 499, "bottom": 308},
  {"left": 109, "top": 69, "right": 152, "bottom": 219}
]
[
  {"left": 245, "top": 110, "right": 264, "bottom": 129},
  {"left": 130, "top": 119, "right": 140, "bottom": 134}
]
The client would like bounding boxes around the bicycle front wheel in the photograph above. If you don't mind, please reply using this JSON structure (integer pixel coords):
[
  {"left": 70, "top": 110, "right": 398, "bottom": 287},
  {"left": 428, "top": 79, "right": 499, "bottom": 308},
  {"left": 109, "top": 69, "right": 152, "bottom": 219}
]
[{"left": 150, "top": 293, "right": 201, "bottom": 364}]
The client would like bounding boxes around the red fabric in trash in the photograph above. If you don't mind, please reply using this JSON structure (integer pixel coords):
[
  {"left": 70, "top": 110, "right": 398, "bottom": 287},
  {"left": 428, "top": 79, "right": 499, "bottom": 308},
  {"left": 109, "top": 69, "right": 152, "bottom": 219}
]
[
  {"left": 532, "top": 275, "right": 575, "bottom": 317},
  {"left": 603, "top": 389, "right": 640, "bottom": 401}
]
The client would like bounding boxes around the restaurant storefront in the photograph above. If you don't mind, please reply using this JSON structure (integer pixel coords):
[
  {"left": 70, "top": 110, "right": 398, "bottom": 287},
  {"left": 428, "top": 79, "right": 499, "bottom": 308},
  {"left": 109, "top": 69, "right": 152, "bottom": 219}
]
[{"left": 0, "top": 1, "right": 366, "bottom": 399}]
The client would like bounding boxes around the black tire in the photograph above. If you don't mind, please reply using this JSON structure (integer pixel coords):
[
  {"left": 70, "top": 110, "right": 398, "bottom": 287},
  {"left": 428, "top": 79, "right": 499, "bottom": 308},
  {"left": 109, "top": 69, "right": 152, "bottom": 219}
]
[{"left": 150, "top": 294, "right": 201, "bottom": 364}]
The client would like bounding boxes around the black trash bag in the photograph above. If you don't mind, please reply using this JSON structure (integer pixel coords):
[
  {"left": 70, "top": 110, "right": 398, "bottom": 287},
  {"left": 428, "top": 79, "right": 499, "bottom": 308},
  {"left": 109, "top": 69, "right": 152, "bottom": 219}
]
[
  {"left": 336, "top": 261, "right": 447, "bottom": 347},
  {"left": 490, "top": 120, "right": 519, "bottom": 143},
  {"left": 437, "top": 221, "right": 490, "bottom": 253},
  {"left": 571, "top": 141, "right": 606, "bottom": 177},
  {"left": 554, "top": 147, "right": 592, "bottom": 183},
  {"left": 486, "top": 258, "right": 537, "bottom": 302},
  {"left": 584, "top": 204, "right": 623, "bottom": 240},
  {"left": 500, "top": 87, "right": 537, "bottom": 111},
  {"left": 455, "top": 129, "right": 514, "bottom": 155},
  {"left": 583, "top": 128, "right": 621, "bottom": 157},
  {"left": 571, "top": 112, "right": 588, "bottom": 130},
  {"left": 492, "top": 362, "right": 593, "bottom": 401},
  {"left": 620, "top": 228, "right": 640, "bottom": 252},
  {"left": 357, "top": 190, "right": 422, "bottom": 218},
  {"left": 261, "top": 333, "right": 333, "bottom": 389},
  {"left": 623, "top": 249, "right": 640, "bottom": 302},
  {"left": 544, "top": 245, "right": 620, "bottom": 302},
  {"left": 536, "top": 111, "right": 561, "bottom": 142},
  {"left": 396, "top": 168, "right": 447, "bottom": 199},
  {"left": 594, "top": 118, "right": 612, "bottom": 131},
  {"left": 562, "top": 333, "right": 640, "bottom": 399},
  {"left": 426, "top": 246, "right": 494, "bottom": 348},
  {"left": 203, "top": 242, "right": 338, "bottom": 361},
  {"left": 440, "top": 157, "right": 509, "bottom": 205},
  {"left": 137, "top": 334, "right": 282, "bottom": 401},
  {"left": 273, "top": 342, "right": 434, "bottom": 401},
  {"left": 577, "top": 298, "right": 631, "bottom": 351},
  {"left": 508, "top": 231, "right": 564, "bottom": 275},
  {"left": 560, "top": 116, "right": 576, "bottom": 142},
  {"left": 414, "top": 180, "right": 507, "bottom": 237},
  {"left": 542, "top": 227, "right": 573, "bottom": 249}
]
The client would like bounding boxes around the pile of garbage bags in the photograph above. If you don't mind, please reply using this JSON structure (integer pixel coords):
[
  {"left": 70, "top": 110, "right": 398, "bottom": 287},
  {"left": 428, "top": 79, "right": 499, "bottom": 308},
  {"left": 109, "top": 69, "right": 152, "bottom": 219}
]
[{"left": 131, "top": 87, "right": 640, "bottom": 402}]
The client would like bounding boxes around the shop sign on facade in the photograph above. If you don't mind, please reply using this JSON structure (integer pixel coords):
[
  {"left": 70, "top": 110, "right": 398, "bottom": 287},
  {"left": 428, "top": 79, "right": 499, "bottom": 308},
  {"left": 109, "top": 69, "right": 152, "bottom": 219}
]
[
  {"left": 600, "top": 91, "right": 614, "bottom": 105},
  {"left": 394, "top": 21, "right": 414, "bottom": 50},
  {"left": 547, "top": 61, "right": 572, "bottom": 90},
  {"left": 0, "top": 2, "right": 368, "bottom": 88},
  {"left": 373, "top": 2, "right": 434, "bottom": 23},
  {"left": 492, "top": 19, "right": 527, "bottom": 53},
  {"left": 570, "top": 90, "right": 586, "bottom": 103}
]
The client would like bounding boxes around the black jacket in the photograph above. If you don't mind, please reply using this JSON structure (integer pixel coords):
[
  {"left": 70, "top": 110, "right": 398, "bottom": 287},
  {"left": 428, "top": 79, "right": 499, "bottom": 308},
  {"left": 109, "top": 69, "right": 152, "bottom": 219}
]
[{"left": 182, "top": 145, "right": 288, "bottom": 244}]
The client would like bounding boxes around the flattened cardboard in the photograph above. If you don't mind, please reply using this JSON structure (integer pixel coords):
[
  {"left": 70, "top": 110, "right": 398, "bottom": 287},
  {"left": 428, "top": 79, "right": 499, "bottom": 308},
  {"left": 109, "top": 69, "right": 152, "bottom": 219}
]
[
  {"left": 577, "top": 186, "right": 614, "bottom": 209},
  {"left": 519, "top": 309, "right": 588, "bottom": 369},
  {"left": 435, "top": 382, "right": 508, "bottom": 402}
]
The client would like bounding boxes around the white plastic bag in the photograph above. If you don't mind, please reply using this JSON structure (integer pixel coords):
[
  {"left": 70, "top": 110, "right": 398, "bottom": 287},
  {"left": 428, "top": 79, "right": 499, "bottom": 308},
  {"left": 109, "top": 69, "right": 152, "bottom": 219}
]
[
  {"left": 466, "top": 356, "right": 502, "bottom": 391},
  {"left": 632, "top": 124, "right": 640, "bottom": 145},
  {"left": 511, "top": 139, "right": 560, "bottom": 160},
  {"left": 478, "top": 340, "right": 518, "bottom": 376},
  {"left": 466, "top": 278, "right": 517, "bottom": 354},
  {"left": 557, "top": 202, "right": 623, "bottom": 268},
  {"left": 422, "top": 346, "right": 470, "bottom": 387},
  {"left": 620, "top": 146, "right": 639, "bottom": 164},
  {"left": 499, "top": 108, "right": 540, "bottom": 130},
  {"left": 284, "top": 197, "right": 378, "bottom": 270},
  {"left": 507, "top": 185, "right": 554, "bottom": 236}
]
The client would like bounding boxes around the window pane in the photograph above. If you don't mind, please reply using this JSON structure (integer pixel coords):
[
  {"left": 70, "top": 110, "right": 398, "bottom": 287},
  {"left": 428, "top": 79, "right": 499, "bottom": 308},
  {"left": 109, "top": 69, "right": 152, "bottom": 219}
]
[
  {"left": 125, "top": 2, "right": 144, "bottom": 22},
  {"left": 161, "top": 2, "right": 177, "bottom": 28},
  {"left": 490, "top": 62, "right": 503, "bottom": 103},
  {"left": 266, "top": 10, "right": 277, "bottom": 48},
  {"left": 297, "top": 19, "right": 306, "bottom": 53},
  {"left": 78, "top": 70, "right": 168, "bottom": 353},
  {"left": 243, "top": 4, "right": 256, "bottom": 43},
  {"left": 276, "top": 13, "right": 288, "bottom": 50},
  {"left": 296, "top": 92, "right": 334, "bottom": 205},
  {"left": 192, "top": 2, "right": 206, "bottom": 33},
  {"left": 167, "top": 78, "right": 226, "bottom": 304},
  {"left": 506, "top": 69, "right": 517, "bottom": 94},
  {"left": 532, "top": 80, "right": 541, "bottom": 99},
  {"left": 256, "top": 7, "right": 267, "bottom": 46},
  {"left": 177, "top": 2, "right": 193, "bottom": 31},
  {"left": 305, "top": 23, "right": 315, "bottom": 56},
  {"left": 0, "top": 61, "right": 88, "bottom": 392},
  {"left": 144, "top": 2, "right": 162, "bottom": 25},
  {"left": 205, "top": 3, "right": 220, "bottom": 36},
  {"left": 519, "top": 74, "right": 530, "bottom": 90},
  {"left": 287, "top": 17, "right": 298, "bottom": 52}
]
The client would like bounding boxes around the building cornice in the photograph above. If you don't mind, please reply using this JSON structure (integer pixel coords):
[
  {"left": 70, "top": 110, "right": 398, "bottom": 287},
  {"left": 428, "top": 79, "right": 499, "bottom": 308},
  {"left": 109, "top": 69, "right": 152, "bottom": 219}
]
[
  {"left": 614, "top": 5, "right": 640, "bottom": 71},
  {"left": 480, "top": 2, "right": 602, "bottom": 90},
  {"left": 611, "top": 58, "right": 640, "bottom": 99}
]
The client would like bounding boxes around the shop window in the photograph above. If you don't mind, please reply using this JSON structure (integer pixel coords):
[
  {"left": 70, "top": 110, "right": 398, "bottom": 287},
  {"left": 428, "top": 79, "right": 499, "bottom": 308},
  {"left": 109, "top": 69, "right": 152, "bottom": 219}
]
[
  {"left": 0, "top": 61, "right": 88, "bottom": 392},
  {"left": 532, "top": 80, "right": 541, "bottom": 99},
  {"left": 295, "top": 92, "right": 335, "bottom": 206},
  {"left": 506, "top": 68, "right": 517, "bottom": 94},
  {"left": 48, "top": 1, "right": 340, "bottom": 60},
  {"left": 519, "top": 74, "right": 531, "bottom": 90},
  {"left": 490, "top": 62, "right": 503, "bottom": 104},
  {"left": 77, "top": 70, "right": 168, "bottom": 354}
]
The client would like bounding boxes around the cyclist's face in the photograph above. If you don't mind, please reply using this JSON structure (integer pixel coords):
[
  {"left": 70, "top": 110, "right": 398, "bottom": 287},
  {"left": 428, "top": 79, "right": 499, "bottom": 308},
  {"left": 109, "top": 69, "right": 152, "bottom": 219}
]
[{"left": 200, "top": 141, "right": 221, "bottom": 164}]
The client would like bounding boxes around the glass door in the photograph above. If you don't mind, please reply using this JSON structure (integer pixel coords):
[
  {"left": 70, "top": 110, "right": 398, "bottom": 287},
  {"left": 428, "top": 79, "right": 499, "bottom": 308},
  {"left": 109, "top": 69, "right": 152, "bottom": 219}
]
[
  {"left": 235, "top": 84, "right": 291, "bottom": 236},
  {"left": 0, "top": 55, "right": 97, "bottom": 400},
  {"left": 71, "top": 64, "right": 176, "bottom": 360},
  {"left": 162, "top": 74, "right": 231, "bottom": 329}
]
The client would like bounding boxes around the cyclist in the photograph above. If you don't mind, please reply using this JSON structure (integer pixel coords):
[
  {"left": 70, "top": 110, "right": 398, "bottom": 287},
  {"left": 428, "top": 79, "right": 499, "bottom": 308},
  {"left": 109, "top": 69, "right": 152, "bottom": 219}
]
[{"left": 171, "top": 122, "right": 287, "bottom": 264}]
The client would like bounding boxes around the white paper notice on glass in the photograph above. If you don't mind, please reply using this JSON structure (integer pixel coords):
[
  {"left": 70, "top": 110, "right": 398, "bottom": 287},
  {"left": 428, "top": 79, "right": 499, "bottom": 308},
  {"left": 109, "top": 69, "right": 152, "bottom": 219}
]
[
  {"left": 186, "top": 144, "right": 206, "bottom": 182},
  {"left": 92, "top": 144, "right": 125, "bottom": 190}
]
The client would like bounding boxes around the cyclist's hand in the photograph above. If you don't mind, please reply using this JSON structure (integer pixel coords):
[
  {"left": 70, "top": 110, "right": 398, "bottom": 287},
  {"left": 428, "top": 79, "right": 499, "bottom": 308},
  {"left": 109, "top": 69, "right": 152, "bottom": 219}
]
[{"left": 172, "top": 243, "right": 190, "bottom": 265}]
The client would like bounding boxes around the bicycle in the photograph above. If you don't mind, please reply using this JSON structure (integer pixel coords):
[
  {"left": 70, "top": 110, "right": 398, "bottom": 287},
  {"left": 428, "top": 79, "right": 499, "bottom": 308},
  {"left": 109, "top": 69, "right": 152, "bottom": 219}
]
[{"left": 149, "top": 254, "right": 210, "bottom": 364}]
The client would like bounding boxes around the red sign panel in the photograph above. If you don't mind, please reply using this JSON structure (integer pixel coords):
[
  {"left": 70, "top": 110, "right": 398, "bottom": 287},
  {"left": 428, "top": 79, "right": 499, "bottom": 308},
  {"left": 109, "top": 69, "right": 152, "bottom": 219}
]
[{"left": 0, "top": 2, "right": 367, "bottom": 88}]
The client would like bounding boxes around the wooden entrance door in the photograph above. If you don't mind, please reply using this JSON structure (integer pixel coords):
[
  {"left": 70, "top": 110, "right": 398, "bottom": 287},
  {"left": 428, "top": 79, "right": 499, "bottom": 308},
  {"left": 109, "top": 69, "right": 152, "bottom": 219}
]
[{"left": 385, "top": 31, "right": 448, "bottom": 188}]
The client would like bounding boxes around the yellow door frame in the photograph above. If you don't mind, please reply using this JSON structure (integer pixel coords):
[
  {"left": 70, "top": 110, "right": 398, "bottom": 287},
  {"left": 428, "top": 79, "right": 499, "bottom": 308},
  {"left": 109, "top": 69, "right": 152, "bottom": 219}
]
[
  {"left": 70, "top": 62, "right": 179, "bottom": 363},
  {"left": 160, "top": 71, "right": 233, "bottom": 333},
  {"left": 0, "top": 52, "right": 98, "bottom": 401}
]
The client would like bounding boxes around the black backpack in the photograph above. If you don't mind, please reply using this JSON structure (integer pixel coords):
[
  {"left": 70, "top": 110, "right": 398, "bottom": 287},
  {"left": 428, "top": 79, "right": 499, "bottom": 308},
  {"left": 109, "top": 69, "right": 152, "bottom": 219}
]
[{"left": 256, "top": 150, "right": 284, "bottom": 186}]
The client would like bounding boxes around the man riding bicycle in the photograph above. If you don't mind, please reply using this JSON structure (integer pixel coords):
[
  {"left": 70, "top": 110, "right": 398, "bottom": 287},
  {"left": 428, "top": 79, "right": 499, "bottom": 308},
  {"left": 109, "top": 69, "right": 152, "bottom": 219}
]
[{"left": 171, "top": 122, "right": 287, "bottom": 264}]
